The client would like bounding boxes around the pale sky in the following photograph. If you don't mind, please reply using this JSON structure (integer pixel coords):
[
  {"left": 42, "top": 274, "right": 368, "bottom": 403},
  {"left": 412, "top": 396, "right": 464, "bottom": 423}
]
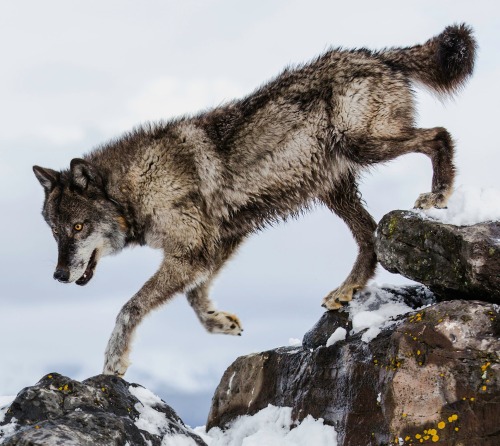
[{"left": 0, "top": 0, "right": 499, "bottom": 426}]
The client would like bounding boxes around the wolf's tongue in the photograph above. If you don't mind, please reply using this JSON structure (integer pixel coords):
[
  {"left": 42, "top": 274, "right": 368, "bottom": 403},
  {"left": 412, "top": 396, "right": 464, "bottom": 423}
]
[{"left": 76, "top": 249, "right": 97, "bottom": 286}]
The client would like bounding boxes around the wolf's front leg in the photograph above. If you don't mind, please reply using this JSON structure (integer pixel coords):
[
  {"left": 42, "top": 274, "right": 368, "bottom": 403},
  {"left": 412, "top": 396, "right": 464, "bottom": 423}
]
[
  {"left": 186, "top": 281, "right": 243, "bottom": 336},
  {"left": 103, "top": 259, "right": 203, "bottom": 376}
]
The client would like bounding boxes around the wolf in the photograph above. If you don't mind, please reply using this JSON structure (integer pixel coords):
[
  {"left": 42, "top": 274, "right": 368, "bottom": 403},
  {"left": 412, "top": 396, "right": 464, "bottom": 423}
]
[{"left": 33, "top": 24, "right": 476, "bottom": 376}]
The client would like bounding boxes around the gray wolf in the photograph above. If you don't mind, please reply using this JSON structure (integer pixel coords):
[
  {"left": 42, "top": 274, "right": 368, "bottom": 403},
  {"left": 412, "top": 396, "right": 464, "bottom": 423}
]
[{"left": 33, "top": 24, "right": 476, "bottom": 376}]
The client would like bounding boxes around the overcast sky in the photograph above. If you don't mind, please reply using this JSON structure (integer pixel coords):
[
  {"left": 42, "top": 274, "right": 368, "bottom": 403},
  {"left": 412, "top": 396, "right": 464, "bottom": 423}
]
[{"left": 1, "top": 0, "right": 499, "bottom": 427}]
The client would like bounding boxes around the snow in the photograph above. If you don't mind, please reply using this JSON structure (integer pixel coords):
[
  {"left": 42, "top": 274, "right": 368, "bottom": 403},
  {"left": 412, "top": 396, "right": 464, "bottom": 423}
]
[
  {"left": 288, "top": 338, "right": 302, "bottom": 347},
  {"left": 2, "top": 392, "right": 338, "bottom": 445},
  {"left": 0, "top": 396, "right": 18, "bottom": 440},
  {"left": 348, "top": 286, "right": 430, "bottom": 342},
  {"left": 130, "top": 385, "right": 171, "bottom": 437},
  {"left": 125, "top": 387, "right": 337, "bottom": 446},
  {"left": 196, "top": 405, "right": 337, "bottom": 446},
  {"left": 326, "top": 327, "right": 347, "bottom": 347},
  {"left": 419, "top": 185, "right": 500, "bottom": 226}
]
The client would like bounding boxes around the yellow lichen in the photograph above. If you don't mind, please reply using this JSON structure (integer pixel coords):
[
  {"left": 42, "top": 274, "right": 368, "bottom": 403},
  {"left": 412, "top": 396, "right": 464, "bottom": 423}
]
[
  {"left": 415, "top": 434, "right": 422, "bottom": 439},
  {"left": 438, "top": 421, "right": 446, "bottom": 429},
  {"left": 432, "top": 435, "right": 439, "bottom": 442},
  {"left": 481, "top": 362, "right": 491, "bottom": 372},
  {"left": 455, "top": 427, "right": 460, "bottom": 432}
]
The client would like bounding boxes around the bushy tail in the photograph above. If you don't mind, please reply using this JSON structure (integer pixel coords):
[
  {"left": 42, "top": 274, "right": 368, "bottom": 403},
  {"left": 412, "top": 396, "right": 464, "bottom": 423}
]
[{"left": 381, "top": 24, "right": 477, "bottom": 95}]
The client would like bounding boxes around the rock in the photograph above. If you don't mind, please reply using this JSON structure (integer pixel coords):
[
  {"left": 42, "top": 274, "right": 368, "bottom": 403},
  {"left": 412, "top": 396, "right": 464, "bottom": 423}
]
[
  {"left": 302, "top": 285, "right": 434, "bottom": 349},
  {"left": 375, "top": 210, "right": 500, "bottom": 302},
  {"left": 0, "top": 373, "right": 206, "bottom": 446},
  {"left": 207, "top": 292, "right": 500, "bottom": 446},
  {"left": 302, "top": 308, "right": 352, "bottom": 349}
]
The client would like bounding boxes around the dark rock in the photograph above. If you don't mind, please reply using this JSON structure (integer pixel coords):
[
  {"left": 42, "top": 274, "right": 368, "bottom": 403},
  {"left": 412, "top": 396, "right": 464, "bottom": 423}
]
[
  {"left": 375, "top": 210, "right": 500, "bottom": 302},
  {"left": 207, "top": 294, "right": 500, "bottom": 446},
  {"left": 0, "top": 373, "right": 206, "bottom": 446},
  {"left": 302, "top": 308, "right": 352, "bottom": 349}
]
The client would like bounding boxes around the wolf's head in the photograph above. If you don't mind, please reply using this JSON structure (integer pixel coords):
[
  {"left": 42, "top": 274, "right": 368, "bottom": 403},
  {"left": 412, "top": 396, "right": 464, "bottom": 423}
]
[{"left": 33, "top": 158, "right": 128, "bottom": 285}]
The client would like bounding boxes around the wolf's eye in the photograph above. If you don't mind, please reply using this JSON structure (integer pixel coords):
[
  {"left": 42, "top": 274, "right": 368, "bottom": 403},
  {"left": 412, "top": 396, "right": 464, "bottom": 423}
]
[{"left": 74, "top": 223, "right": 83, "bottom": 231}]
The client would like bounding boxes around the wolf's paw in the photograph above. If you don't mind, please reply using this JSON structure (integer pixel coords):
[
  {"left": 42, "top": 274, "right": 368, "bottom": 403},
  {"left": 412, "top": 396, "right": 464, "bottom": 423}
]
[
  {"left": 414, "top": 192, "right": 449, "bottom": 210},
  {"left": 103, "top": 354, "right": 130, "bottom": 377},
  {"left": 322, "top": 284, "right": 361, "bottom": 311},
  {"left": 203, "top": 311, "right": 243, "bottom": 336}
]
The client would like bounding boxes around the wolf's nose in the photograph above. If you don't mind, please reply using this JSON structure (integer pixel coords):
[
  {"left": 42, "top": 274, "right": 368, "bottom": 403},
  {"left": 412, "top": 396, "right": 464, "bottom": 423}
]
[{"left": 53, "top": 268, "right": 70, "bottom": 283}]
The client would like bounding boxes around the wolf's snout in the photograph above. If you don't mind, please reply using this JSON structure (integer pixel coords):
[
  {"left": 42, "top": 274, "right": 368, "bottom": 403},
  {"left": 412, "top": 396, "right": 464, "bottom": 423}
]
[{"left": 53, "top": 268, "right": 70, "bottom": 283}]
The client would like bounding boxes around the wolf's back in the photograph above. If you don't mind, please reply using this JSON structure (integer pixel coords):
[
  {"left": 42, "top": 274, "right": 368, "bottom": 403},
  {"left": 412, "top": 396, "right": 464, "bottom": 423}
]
[{"left": 380, "top": 24, "right": 476, "bottom": 95}]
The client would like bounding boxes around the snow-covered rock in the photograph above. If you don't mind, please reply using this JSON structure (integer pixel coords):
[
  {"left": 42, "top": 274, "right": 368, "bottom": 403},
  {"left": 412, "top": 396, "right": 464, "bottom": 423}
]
[
  {"left": 0, "top": 374, "right": 206, "bottom": 445},
  {"left": 207, "top": 288, "right": 500, "bottom": 446}
]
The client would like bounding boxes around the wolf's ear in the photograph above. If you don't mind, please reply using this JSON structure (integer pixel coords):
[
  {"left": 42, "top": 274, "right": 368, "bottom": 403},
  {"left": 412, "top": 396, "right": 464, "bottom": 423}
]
[
  {"left": 33, "top": 166, "right": 60, "bottom": 192},
  {"left": 70, "top": 158, "right": 103, "bottom": 190}
]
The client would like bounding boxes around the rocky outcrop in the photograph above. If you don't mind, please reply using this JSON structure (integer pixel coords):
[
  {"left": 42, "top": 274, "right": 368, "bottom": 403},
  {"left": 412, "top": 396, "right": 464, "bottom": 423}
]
[
  {"left": 3, "top": 211, "right": 500, "bottom": 446},
  {"left": 0, "top": 373, "right": 206, "bottom": 446},
  {"left": 376, "top": 210, "right": 500, "bottom": 302},
  {"left": 207, "top": 288, "right": 500, "bottom": 446}
]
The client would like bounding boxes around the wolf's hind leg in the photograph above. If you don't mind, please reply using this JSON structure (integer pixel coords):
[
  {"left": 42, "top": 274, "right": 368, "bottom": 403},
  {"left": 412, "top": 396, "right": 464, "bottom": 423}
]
[
  {"left": 356, "top": 128, "right": 455, "bottom": 209},
  {"left": 320, "top": 176, "right": 377, "bottom": 310},
  {"left": 186, "top": 236, "right": 244, "bottom": 335},
  {"left": 412, "top": 128, "right": 455, "bottom": 209}
]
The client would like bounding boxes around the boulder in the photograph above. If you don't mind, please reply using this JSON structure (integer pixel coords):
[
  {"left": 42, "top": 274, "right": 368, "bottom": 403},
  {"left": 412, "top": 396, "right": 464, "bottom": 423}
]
[
  {"left": 375, "top": 210, "right": 500, "bottom": 302},
  {"left": 0, "top": 373, "right": 206, "bottom": 446},
  {"left": 207, "top": 289, "right": 500, "bottom": 446}
]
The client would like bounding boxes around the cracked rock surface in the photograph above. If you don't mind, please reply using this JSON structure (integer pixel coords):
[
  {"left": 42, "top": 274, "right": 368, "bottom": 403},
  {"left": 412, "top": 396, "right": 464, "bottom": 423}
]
[{"left": 0, "top": 373, "right": 206, "bottom": 446}]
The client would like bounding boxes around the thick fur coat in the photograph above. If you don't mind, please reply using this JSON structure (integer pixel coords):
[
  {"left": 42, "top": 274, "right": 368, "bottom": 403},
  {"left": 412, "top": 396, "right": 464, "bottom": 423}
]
[{"left": 33, "top": 24, "right": 476, "bottom": 376}]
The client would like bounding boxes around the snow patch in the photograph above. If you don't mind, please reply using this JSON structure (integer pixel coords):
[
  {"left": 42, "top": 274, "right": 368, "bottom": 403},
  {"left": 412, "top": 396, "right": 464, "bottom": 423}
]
[
  {"left": 419, "top": 185, "right": 500, "bottom": 226},
  {"left": 130, "top": 385, "right": 169, "bottom": 436},
  {"left": 129, "top": 385, "right": 198, "bottom": 445},
  {"left": 288, "top": 338, "right": 302, "bottom": 347},
  {"left": 326, "top": 327, "right": 347, "bottom": 347},
  {"left": 348, "top": 286, "right": 429, "bottom": 342},
  {"left": 0, "top": 396, "right": 15, "bottom": 423},
  {"left": 199, "top": 404, "right": 337, "bottom": 446},
  {"left": 0, "top": 417, "right": 18, "bottom": 440},
  {"left": 227, "top": 372, "right": 236, "bottom": 396}
]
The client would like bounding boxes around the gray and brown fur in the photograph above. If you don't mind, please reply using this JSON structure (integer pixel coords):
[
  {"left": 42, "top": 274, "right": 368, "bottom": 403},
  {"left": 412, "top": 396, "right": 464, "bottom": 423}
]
[{"left": 33, "top": 24, "right": 476, "bottom": 376}]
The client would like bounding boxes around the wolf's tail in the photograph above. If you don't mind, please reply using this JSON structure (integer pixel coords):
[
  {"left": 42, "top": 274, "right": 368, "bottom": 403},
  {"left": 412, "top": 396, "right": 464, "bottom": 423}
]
[{"left": 380, "top": 24, "right": 476, "bottom": 95}]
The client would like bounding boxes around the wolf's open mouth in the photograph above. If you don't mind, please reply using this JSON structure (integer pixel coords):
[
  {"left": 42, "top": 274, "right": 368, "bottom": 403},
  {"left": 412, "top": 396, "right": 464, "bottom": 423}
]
[{"left": 76, "top": 249, "right": 98, "bottom": 286}]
